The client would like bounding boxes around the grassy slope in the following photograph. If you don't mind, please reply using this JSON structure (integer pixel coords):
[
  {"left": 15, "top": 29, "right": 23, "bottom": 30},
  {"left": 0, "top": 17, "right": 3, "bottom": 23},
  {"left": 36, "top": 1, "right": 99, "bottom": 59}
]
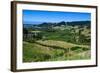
[
  {"left": 42, "top": 28, "right": 90, "bottom": 45},
  {"left": 23, "top": 40, "right": 91, "bottom": 62},
  {"left": 36, "top": 40, "right": 90, "bottom": 49},
  {"left": 23, "top": 26, "right": 91, "bottom": 62}
]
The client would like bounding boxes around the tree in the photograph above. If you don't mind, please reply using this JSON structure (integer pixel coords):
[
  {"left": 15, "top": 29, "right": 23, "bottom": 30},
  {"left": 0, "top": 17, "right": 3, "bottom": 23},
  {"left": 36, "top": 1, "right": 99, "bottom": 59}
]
[
  {"left": 23, "top": 28, "right": 28, "bottom": 34},
  {"left": 23, "top": 28, "right": 28, "bottom": 40}
]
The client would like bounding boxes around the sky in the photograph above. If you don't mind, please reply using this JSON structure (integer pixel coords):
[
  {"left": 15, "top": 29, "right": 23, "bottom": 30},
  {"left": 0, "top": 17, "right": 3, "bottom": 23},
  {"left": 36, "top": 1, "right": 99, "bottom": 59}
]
[{"left": 23, "top": 10, "right": 91, "bottom": 24}]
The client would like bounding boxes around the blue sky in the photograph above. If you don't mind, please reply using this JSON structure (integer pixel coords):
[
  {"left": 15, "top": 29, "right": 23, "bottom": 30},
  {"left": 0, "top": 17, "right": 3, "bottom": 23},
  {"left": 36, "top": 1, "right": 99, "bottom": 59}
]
[{"left": 23, "top": 10, "right": 91, "bottom": 24}]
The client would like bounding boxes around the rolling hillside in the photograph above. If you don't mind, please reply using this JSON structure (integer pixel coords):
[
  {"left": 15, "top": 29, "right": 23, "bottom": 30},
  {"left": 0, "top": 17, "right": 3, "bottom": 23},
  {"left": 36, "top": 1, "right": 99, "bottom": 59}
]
[{"left": 23, "top": 40, "right": 90, "bottom": 62}]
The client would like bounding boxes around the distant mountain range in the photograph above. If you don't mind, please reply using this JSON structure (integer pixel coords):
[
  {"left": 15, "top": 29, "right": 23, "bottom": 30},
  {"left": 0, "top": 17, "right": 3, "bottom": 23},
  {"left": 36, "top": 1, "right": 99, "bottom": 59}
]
[
  {"left": 23, "top": 21, "right": 91, "bottom": 28},
  {"left": 23, "top": 21, "right": 44, "bottom": 25}
]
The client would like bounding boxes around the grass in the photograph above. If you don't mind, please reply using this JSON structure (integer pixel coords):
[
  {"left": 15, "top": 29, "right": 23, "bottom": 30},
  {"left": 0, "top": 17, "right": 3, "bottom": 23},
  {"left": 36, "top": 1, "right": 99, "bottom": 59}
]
[
  {"left": 42, "top": 28, "right": 90, "bottom": 45},
  {"left": 42, "top": 29, "right": 75, "bottom": 43},
  {"left": 23, "top": 40, "right": 91, "bottom": 62},
  {"left": 36, "top": 40, "right": 90, "bottom": 49},
  {"left": 23, "top": 42, "right": 52, "bottom": 62},
  {"left": 23, "top": 25, "right": 91, "bottom": 62}
]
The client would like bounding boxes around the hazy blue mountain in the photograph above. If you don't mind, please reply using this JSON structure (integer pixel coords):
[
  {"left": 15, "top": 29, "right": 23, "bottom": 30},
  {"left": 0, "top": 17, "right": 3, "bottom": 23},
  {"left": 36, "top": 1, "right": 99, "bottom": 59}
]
[
  {"left": 23, "top": 21, "right": 91, "bottom": 28},
  {"left": 67, "top": 21, "right": 91, "bottom": 26},
  {"left": 24, "top": 21, "right": 44, "bottom": 25}
]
